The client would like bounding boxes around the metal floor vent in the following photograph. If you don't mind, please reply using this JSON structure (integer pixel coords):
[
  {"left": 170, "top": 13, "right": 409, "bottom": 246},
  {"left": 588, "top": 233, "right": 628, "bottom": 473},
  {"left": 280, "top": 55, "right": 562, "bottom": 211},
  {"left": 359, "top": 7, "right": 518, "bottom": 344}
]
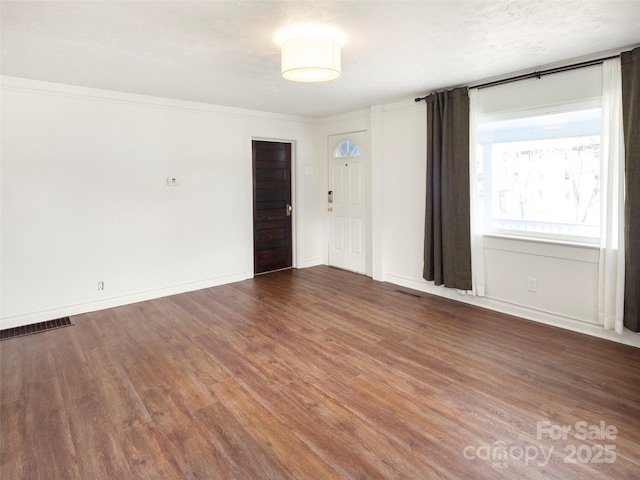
[
  {"left": 395, "top": 289, "right": 423, "bottom": 299},
  {"left": 0, "top": 317, "right": 74, "bottom": 341}
]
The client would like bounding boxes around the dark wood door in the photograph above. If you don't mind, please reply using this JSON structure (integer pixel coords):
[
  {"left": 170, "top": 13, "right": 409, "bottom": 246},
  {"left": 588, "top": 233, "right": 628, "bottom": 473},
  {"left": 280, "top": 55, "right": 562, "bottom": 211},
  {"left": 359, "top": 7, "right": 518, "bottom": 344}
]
[{"left": 252, "top": 141, "right": 292, "bottom": 274}]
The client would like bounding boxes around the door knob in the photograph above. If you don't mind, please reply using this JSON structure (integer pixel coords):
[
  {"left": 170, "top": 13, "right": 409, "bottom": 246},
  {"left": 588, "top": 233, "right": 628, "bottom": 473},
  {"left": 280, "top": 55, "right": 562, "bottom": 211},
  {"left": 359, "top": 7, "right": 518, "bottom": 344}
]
[{"left": 286, "top": 204, "right": 292, "bottom": 216}]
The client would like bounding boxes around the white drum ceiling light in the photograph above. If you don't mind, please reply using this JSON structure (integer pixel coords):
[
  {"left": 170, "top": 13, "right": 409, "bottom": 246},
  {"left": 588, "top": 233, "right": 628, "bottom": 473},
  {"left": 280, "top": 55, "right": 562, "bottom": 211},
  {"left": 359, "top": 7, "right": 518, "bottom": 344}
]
[{"left": 273, "top": 24, "right": 345, "bottom": 82}]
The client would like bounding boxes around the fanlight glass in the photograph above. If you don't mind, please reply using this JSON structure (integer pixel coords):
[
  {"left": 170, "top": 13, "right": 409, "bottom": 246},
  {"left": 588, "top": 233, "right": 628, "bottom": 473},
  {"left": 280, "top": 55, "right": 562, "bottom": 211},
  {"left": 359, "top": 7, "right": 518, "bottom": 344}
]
[{"left": 334, "top": 140, "right": 361, "bottom": 158}]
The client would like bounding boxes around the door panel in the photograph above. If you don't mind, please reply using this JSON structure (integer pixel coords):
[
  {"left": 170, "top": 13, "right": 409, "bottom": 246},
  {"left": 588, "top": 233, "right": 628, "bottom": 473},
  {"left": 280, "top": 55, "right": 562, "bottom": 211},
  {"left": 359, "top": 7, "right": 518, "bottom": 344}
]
[
  {"left": 328, "top": 132, "right": 367, "bottom": 274},
  {"left": 351, "top": 219, "right": 363, "bottom": 255},
  {"left": 350, "top": 162, "right": 363, "bottom": 205},
  {"left": 253, "top": 141, "right": 292, "bottom": 274},
  {"left": 333, "top": 217, "right": 344, "bottom": 251}
]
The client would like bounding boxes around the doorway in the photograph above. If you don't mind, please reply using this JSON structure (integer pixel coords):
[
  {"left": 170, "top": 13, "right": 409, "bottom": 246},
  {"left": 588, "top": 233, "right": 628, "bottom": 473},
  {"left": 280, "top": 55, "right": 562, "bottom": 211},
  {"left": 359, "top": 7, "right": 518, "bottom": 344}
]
[
  {"left": 252, "top": 140, "right": 293, "bottom": 274},
  {"left": 328, "top": 132, "right": 367, "bottom": 274}
]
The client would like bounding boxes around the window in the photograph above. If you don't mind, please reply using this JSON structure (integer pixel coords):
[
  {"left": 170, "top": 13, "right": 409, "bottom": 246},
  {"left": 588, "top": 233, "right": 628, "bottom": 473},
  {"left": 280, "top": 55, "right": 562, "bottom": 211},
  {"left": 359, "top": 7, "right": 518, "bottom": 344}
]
[
  {"left": 334, "top": 140, "right": 360, "bottom": 158},
  {"left": 476, "top": 106, "right": 601, "bottom": 243}
]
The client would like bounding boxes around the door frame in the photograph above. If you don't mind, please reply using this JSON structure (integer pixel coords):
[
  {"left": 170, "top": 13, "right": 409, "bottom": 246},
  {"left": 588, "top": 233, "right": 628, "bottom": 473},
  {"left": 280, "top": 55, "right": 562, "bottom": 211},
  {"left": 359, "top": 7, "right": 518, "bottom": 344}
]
[
  {"left": 249, "top": 136, "right": 297, "bottom": 277},
  {"left": 327, "top": 130, "right": 371, "bottom": 277}
]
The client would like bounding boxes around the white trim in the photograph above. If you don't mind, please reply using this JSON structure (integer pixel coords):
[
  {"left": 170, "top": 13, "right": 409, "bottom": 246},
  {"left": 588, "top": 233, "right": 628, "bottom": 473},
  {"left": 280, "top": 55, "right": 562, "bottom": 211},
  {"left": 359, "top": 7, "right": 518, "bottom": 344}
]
[
  {"left": 470, "top": 45, "right": 640, "bottom": 93},
  {"left": 383, "top": 272, "right": 640, "bottom": 348},
  {"left": 478, "top": 97, "right": 602, "bottom": 122},
  {"left": 249, "top": 137, "right": 298, "bottom": 273},
  {"left": 483, "top": 235, "right": 599, "bottom": 263},
  {"left": 1, "top": 75, "right": 320, "bottom": 124},
  {"left": 320, "top": 108, "right": 370, "bottom": 126},
  {"left": 0, "top": 272, "right": 246, "bottom": 331},
  {"left": 327, "top": 131, "right": 370, "bottom": 276},
  {"left": 300, "top": 258, "right": 323, "bottom": 268},
  {"left": 370, "top": 105, "right": 384, "bottom": 281}
]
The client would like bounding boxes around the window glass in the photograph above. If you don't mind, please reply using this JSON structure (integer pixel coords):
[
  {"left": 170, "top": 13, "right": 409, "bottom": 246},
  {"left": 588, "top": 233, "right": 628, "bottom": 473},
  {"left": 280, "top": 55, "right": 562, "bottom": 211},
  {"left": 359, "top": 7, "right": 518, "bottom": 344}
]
[
  {"left": 334, "top": 140, "right": 361, "bottom": 158},
  {"left": 476, "top": 108, "right": 601, "bottom": 242}
]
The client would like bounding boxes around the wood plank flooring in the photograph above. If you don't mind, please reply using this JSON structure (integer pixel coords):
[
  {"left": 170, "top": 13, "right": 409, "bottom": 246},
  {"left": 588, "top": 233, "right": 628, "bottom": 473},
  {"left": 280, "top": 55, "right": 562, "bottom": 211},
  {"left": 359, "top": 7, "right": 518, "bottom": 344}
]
[{"left": 2, "top": 266, "right": 640, "bottom": 479}]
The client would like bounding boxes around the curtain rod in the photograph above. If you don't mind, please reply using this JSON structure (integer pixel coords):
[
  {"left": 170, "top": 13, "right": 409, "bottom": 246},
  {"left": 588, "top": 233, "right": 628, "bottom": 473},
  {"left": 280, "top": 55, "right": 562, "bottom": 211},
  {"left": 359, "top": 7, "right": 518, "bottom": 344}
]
[{"left": 414, "top": 54, "right": 620, "bottom": 103}]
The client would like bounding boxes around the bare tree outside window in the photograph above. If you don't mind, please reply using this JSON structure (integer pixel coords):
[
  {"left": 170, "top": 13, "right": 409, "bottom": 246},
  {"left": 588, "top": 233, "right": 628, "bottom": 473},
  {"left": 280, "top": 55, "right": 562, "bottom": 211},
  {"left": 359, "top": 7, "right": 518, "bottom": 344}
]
[
  {"left": 477, "top": 108, "right": 601, "bottom": 242},
  {"left": 490, "top": 137, "right": 600, "bottom": 226}
]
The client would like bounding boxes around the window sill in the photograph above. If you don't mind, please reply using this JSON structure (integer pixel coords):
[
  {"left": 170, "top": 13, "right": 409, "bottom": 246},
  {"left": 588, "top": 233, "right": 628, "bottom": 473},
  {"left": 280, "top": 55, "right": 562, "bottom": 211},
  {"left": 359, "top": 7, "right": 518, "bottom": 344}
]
[
  {"left": 482, "top": 233, "right": 599, "bottom": 263},
  {"left": 482, "top": 233, "right": 599, "bottom": 249}
]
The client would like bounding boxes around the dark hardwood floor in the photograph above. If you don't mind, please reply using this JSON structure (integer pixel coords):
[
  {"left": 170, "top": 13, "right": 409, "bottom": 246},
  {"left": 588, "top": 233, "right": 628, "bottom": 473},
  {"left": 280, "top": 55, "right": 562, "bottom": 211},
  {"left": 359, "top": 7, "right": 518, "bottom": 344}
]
[{"left": 2, "top": 266, "right": 640, "bottom": 479}]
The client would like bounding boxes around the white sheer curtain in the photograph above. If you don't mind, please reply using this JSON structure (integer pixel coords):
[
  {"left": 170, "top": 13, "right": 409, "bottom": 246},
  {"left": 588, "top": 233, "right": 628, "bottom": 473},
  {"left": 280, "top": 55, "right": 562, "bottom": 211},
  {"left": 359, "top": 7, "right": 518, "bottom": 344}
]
[
  {"left": 468, "top": 89, "right": 485, "bottom": 296},
  {"left": 598, "top": 58, "right": 625, "bottom": 334}
]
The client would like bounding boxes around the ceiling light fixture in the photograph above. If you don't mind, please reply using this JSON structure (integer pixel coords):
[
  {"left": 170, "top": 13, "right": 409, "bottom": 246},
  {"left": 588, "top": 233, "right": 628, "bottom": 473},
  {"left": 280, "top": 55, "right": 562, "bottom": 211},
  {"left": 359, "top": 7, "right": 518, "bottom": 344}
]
[{"left": 273, "top": 24, "right": 345, "bottom": 82}]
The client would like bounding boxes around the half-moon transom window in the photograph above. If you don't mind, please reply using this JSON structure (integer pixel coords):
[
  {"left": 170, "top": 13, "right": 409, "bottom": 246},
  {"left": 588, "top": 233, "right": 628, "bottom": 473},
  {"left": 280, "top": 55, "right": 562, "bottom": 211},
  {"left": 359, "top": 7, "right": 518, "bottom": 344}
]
[{"left": 333, "top": 140, "right": 361, "bottom": 158}]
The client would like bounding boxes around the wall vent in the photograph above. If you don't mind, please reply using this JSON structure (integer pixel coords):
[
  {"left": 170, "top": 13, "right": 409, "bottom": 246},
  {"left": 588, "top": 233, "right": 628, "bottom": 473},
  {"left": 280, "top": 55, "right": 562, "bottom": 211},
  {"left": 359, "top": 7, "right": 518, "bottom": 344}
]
[
  {"left": 0, "top": 317, "right": 74, "bottom": 341},
  {"left": 394, "top": 289, "right": 423, "bottom": 299}
]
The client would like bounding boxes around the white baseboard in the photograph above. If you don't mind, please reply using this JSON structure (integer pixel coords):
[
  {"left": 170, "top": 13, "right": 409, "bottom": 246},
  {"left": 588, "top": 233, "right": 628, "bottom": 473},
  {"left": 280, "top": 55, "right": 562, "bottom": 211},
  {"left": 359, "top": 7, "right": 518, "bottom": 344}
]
[
  {"left": 5, "top": 268, "right": 638, "bottom": 349},
  {"left": 383, "top": 273, "right": 640, "bottom": 349},
  {"left": 300, "top": 258, "right": 323, "bottom": 268},
  {"left": 0, "top": 272, "right": 248, "bottom": 330}
]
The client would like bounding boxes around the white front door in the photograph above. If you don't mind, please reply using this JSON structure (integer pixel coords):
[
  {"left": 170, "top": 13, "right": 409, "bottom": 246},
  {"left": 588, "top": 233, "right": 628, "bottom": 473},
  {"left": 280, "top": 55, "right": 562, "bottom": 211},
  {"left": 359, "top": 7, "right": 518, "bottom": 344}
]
[{"left": 328, "top": 132, "right": 367, "bottom": 274}]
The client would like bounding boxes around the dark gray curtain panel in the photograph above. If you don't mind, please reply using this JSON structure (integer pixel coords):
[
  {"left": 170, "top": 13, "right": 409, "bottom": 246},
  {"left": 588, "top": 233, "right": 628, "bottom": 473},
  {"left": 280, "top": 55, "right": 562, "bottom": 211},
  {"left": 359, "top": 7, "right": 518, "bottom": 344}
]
[
  {"left": 423, "top": 87, "right": 472, "bottom": 290},
  {"left": 622, "top": 47, "right": 640, "bottom": 332}
]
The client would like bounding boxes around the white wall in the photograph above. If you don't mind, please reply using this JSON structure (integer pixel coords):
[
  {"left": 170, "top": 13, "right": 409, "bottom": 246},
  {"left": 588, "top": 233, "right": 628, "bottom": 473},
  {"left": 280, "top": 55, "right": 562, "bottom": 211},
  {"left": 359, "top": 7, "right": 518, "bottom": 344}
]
[
  {"left": 3, "top": 74, "right": 636, "bottom": 346},
  {"left": 318, "top": 97, "right": 601, "bottom": 324},
  {"left": 377, "top": 100, "right": 427, "bottom": 284},
  {"left": 0, "top": 77, "right": 324, "bottom": 328},
  {"left": 361, "top": 97, "right": 603, "bottom": 325},
  {"left": 318, "top": 88, "right": 640, "bottom": 346},
  {"left": 483, "top": 236, "right": 599, "bottom": 323}
]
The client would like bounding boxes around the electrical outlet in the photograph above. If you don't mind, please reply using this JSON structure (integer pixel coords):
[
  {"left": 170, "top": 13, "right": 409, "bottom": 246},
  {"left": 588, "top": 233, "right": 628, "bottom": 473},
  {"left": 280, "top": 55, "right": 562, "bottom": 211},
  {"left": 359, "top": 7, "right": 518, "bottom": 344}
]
[
  {"left": 527, "top": 277, "right": 537, "bottom": 292},
  {"left": 98, "top": 281, "right": 105, "bottom": 291},
  {"left": 167, "top": 177, "right": 180, "bottom": 186}
]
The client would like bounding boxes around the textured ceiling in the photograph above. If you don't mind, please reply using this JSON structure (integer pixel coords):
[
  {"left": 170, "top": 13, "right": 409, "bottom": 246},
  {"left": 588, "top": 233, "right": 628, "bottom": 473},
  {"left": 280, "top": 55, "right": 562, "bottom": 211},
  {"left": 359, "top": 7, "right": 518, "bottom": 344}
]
[{"left": 1, "top": 1, "right": 639, "bottom": 117}]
